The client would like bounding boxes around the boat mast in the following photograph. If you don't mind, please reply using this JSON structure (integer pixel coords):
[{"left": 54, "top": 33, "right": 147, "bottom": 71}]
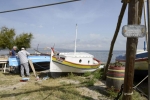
[{"left": 74, "top": 24, "right": 77, "bottom": 54}]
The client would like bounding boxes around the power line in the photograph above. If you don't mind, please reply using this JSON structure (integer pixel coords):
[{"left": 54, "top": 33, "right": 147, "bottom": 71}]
[{"left": 0, "top": 0, "right": 81, "bottom": 14}]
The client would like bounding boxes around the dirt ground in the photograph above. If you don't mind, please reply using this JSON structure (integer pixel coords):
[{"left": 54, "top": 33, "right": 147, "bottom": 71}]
[{"left": 0, "top": 69, "right": 148, "bottom": 100}]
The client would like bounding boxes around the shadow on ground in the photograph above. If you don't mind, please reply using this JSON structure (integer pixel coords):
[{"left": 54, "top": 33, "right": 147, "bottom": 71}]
[{"left": 0, "top": 83, "right": 95, "bottom": 100}]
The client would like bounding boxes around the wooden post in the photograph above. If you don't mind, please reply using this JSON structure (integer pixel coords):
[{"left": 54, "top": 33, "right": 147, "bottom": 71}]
[
  {"left": 138, "top": 0, "right": 144, "bottom": 24},
  {"left": 29, "top": 60, "right": 37, "bottom": 77},
  {"left": 147, "top": 0, "right": 150, "bottom": 100},
  {"left": 122, "top": 0, "right": 138, "bottom": 100},
  {"left": 103, "top": 3, "right": 127, "bottom": 79}
]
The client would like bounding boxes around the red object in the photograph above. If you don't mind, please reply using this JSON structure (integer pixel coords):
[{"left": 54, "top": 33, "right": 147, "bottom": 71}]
[{"left": 20, "top": 79, "right": 28, "bottom": 82}]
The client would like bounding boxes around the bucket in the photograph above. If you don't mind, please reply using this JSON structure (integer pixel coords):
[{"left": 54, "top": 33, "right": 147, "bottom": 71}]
[{"left": 106, "top": 66, "right": 125, "bottom": 91}]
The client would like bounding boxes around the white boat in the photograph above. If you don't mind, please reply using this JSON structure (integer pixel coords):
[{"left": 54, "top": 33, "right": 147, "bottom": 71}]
[
  {"left": 49, "top": 24, "right": 102, "bottom": 77},
  {"left": 49, "top": 48, "right": 101, "bottom": 78}
]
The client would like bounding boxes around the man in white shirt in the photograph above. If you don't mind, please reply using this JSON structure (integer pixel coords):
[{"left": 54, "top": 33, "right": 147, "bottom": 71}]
[{"left": 18, "top": 47, "right": 30, "bottom": 77}]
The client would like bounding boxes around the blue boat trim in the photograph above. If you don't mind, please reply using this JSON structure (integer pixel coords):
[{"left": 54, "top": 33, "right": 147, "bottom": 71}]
[{"left": 9, "top": 55, "right": 50, "bottom": 66}]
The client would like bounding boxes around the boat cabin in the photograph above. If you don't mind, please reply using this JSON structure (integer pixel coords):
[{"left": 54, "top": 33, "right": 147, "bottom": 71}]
[{"left": 56, "top": 52, "right": 94, "bottom": 65}]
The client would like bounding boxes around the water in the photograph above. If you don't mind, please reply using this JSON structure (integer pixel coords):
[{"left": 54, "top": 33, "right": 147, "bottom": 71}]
[
  {"left": 83, "top": 50, "right": 126, "bottom": 63},
  {"left": 0, "top": 48, "right": 126, "bottom": 63}
]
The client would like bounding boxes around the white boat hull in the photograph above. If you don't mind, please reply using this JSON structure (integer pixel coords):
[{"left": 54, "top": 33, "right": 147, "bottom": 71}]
[
  {"left": 49, "top": 48, "right": 101, "bottom": 78},
  {"left": 50, "top": 61, "right": 98, "bottom": 73}
]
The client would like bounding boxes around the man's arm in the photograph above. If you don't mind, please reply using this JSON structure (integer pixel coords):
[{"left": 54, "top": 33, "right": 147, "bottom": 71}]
[
  {"left": 26, "top": 51, "right": 30, "bottom": 56},
  {"left": 9, "top": 50, "right": 12, "bottom": 56},
  {"left": 17, "top": 52, "right": 20, "bottom": 58}
]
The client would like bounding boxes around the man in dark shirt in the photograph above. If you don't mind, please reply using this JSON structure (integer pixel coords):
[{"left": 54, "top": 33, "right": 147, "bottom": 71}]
[
  {"left": 10, "top": 46, "right": 17, "bottom": 56},
  {"left": 9, "top": 46, "right": 17, "bottom": 73}
]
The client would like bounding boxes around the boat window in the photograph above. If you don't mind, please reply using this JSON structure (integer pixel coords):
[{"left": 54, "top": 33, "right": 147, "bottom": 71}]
[
  {"left": 60, "top": 57, "right": 65, "bottom": 60},
  {"left": 79, "top": 59, "right": 82, "bottom": 63},
  {"left": 88, "top": 60, "right": 90, "bottom": 64}
]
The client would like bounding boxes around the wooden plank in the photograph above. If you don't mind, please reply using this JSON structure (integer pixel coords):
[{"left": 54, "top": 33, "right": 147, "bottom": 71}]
[{"left": 28, "top": 60, "right": 36, "bottom": 77}]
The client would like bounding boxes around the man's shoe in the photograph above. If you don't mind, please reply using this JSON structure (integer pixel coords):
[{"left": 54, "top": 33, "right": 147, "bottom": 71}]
[
  {"left": 26, "top": 75, "right": 30, "bottom": 77},
  {"left": 9, "top": 71, "right": 12, "bottom": 73}
]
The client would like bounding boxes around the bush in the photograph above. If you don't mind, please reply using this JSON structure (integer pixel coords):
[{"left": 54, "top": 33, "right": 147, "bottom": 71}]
[
  {"left": 93, "top": 68, "right": 104, "bottom": 79},
  {"left": 68, "top": 72, "right": 75, "bottom": 79},
  {"left": 83, "top": 71, "right": 92, "bottom": 77}
]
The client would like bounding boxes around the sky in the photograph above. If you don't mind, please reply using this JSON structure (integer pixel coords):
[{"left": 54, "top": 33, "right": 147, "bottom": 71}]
[{"left": 0, "top": 0, "right": 146, "bottom": 50}]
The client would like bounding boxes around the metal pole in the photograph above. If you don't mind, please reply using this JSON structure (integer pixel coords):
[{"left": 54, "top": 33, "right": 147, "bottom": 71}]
[
  {"left": 74, "top": 24, "right": 77, "bottom": 54},
  {"left": 147, "top": 0, "right": 150, "bottom": 100}
]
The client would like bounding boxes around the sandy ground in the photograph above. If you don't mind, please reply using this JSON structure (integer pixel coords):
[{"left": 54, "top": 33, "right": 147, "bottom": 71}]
[
  {"left": 59, "top": 79, "right": 111, "bottom": 100},
  {"left": 0, "top": 68, "right": 148, "bottom": 100},
  {"left": 0, "top": 70, "right": 112, "bottom": 100}
]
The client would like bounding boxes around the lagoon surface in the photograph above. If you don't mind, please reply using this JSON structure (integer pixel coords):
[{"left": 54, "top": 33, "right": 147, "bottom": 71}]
[{"left": 0, "top": 48, "right": 126, "bottom": 63}]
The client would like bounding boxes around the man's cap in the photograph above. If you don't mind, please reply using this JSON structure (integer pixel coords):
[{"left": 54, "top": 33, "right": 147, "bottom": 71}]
[
  {"left": 21, "top": 47, "right": 25, "bottom": 50},
  {"left": 13, "top": 46, "right": 17, "bottom": 49}
]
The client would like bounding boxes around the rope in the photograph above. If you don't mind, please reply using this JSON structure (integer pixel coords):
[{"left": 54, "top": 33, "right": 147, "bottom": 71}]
[
  {"left": 0, "top": 0, "right": 81, "bottom": 14},
  {"left": 132, "top": 75, "right": 148, "bottom": 99},
  {"left": 123, "top": 92, "right": 133, "bottom": 95},
  {"left": 133, "top": 75, "right": 148, "bottom": 89},
  {"left": 114, "top": 74, "right": 148, "bottom": 100},
  {"left": 135, "top": 86, "right": 148, "bottom": 98}
]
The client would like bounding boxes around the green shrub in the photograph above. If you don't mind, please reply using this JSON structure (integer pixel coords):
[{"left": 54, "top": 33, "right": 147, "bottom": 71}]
[
  {"left": 81, "top": 78, "right": 96, "bottom": 86},
  {"left": 83, "top": 71, "right": 92, "bottom": 77},
  {"left": 93, "top": 68, "right": 104, "bottom": 79},
  {"left": 106, "top": 86, "right": 118, "bottom": 99},
  {"left": 68, "top": 72, "right": 75, "bottom": 79}
]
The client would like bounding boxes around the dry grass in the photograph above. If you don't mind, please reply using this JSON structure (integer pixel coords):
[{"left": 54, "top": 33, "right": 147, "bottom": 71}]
[
  {"left": 0, "top": 69, "right": 147, "bottom": 100},
  {"left": 0, "top": 70, "right": 110, "bottom": 100}
]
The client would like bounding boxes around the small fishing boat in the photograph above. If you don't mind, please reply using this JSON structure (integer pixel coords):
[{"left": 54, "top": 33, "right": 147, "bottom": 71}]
[
  {"left": 9, "top": 55, "right": 50, "bottom": 71},
  {"left": 49, "top": 24, "right": 102, "bottom": 78},
  {"left": 116, "top": 1, "right": 149, "bottom": 79},
  {"left": 49, "top": 48, "right": 101, "bottom": 77},
  {"left": 116, "top": 50, "right": 148, "bottom": 78}
]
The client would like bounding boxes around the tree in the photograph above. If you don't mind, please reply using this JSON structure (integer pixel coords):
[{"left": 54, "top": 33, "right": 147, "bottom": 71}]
[
  {"left": 15, "top": 33, "right": 33, "bottom": 50},
  {"left": 0, "top": 27, "right": 15, "bottom": 49},
  {"left": 0, "top": 26, "right": 33, "bottom": 50}
]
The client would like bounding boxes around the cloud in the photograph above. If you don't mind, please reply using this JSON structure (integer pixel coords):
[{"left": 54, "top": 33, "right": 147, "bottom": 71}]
[
  {"left": 31, "top": 33, "right": 107, "bottom": 50},
  {"left": 53, "top": 8, "right": 103, "bottom": 24},
  {"left": 30, "top": 24, "right": 35, "bottom": 27},
  {"left": 28, "top": 24, "right": 44, "bottom": 28},
  {"left": 38, "top": 25, "right": 43, "bottom": 28},
  {"left": 90, "top": 33, "right": 100, "bottom": 39}
]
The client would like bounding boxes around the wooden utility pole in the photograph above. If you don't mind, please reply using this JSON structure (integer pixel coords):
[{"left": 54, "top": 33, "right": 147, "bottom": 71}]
[
  {"left": 122, "top": 0, "right": 138, "bottom": 100},
  {"left": 147, "top": 0, "right": 150, "bottom": 100}
]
